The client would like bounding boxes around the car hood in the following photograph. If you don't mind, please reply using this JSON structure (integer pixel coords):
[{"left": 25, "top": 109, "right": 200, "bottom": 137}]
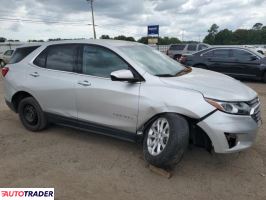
[{"left": 160, "top": 67, "right": 257, "bottom": 101}]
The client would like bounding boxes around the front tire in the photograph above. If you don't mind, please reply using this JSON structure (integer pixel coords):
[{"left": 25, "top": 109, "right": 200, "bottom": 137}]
[
  {"left": 143, "top": 114, "right": 189, "bottom": 168},
  {"left": 18, "top": 97, "right": 47, "bottom": 131}
]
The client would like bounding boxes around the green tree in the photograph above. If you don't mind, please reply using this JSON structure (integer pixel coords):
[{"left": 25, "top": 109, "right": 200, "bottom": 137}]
[
  {"left": 203, "top": 24, "right": 219, "bottom": 44},
  {"left": 214, "top": 29, "right": 233, "bottom": 45},
  {"left": 113, "top": 35, "right": 136, "bottom": 41},
  {"left": 100, "top": 35, "right": 111, "bottom": 39},
  {"left": 137, "top": 37, "right": 148, "bottom": 44},
  {"left": 0, "top": 37, "right": 7, "bottom": 42}
]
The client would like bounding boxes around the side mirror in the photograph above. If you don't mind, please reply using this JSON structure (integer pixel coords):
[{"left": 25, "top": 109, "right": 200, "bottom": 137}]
[
  {"left": 110, "top": 69, "right": 139, "bottom": 82},
  {"left": 250, "top": 55, "right": 258, "bottom": 61}
]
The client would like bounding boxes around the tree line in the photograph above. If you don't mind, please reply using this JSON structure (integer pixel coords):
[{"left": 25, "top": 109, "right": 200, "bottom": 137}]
[
  {"left": 203, "top": 23, "right": 266, "bottom": 45},
  {"left": 1, "top": 22, "right": 265, "bottom": 45}
]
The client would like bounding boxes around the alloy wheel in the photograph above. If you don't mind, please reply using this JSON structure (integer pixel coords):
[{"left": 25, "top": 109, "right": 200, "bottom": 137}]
[{"left": 147, "top": 118, "right": 170, "bottom": 156}]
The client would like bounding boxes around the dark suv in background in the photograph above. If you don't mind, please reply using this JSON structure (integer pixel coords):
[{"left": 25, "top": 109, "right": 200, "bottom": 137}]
[
  {"left": 180, "top": 47, "right": 266, "bottom": 82},
  {"left": 166, "top": 43, "right": 210, "bottom": 60}
]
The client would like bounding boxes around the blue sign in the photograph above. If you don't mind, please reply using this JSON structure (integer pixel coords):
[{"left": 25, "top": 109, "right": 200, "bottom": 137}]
[{"left": 148, "top": 25, "right": 159, "bottom": 35}]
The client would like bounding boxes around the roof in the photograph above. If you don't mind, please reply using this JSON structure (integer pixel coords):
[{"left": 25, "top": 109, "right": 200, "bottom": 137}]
[{"left": 18, "top": 39, "right": 142, "bottom": 48}]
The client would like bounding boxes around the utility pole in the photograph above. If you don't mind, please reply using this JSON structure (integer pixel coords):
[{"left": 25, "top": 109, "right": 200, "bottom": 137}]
[{"left": 87, "top": 0, "right": 96, "bottom": 39}]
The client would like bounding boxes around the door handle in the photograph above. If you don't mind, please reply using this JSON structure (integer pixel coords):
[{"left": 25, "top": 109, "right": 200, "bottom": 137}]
[
  {"left": 29, "top": 72, "right": 40, "bottom": 77},
  {"left": 78, "top": 80, "right": 91, "bottom": 87}
]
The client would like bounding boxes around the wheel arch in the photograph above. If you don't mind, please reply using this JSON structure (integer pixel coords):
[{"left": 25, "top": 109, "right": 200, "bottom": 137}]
[
  {"left": 138, "top": 112, "right": 212, "bottom": 151},
  {"left": 11, "top": 91, "right": 34, "bottom": 112}
]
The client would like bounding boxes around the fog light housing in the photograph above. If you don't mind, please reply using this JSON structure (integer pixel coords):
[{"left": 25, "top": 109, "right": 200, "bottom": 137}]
[{"left": 225, "top": 133, "right": 237, "bottom": 148}]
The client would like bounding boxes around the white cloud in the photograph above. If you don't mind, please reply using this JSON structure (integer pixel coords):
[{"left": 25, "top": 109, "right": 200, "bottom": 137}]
[{"left": 0, "top": 0, "right": 265, "bottom": 41}]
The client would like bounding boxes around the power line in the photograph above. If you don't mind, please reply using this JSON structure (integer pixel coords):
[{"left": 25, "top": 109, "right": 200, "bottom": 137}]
[{"left": 0, "top": 17, "right": 94, "bottom": 26}]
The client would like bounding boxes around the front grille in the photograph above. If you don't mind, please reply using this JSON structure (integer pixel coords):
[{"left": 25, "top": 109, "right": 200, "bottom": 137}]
[{"left": 247, "top": 97, "right": 261, "bottom": 124}]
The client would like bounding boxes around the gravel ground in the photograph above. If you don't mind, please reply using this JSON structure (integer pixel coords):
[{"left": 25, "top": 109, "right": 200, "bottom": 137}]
[{"left": 0, "top": 77, "right": 265, "bottom": 200}]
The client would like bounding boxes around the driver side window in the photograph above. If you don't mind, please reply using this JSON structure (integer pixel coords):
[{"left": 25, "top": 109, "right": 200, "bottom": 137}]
[{"left": 82, "top": 45, "right": 128, "bottom": 78}]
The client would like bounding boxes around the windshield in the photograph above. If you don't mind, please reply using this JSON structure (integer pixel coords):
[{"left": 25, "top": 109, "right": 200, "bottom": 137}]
[{"left": 118, "top": 45, "right": 185, "bottom": 76}]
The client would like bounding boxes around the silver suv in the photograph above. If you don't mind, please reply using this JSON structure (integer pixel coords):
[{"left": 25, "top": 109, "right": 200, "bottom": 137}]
[
  {"left": 167, "top": 43, "right": 210, "bottom": 60},
  {"left": 2, "top": 40, "right": 261, "bottom": 168}
]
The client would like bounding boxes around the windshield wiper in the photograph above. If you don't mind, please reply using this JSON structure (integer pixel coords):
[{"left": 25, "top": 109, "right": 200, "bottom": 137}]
[{"left": 155, "top": 74, "right": 175, "bottom": 77}]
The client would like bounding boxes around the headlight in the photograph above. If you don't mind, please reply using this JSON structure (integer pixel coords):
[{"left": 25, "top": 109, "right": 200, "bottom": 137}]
[{"left": 205, "top": 98, "right": 251, "bottom": 115}]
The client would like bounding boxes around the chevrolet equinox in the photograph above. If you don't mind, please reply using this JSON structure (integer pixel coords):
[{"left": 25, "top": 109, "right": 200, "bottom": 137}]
[{"left": 2, "top": 40, "right": 262, "bottom": 168}]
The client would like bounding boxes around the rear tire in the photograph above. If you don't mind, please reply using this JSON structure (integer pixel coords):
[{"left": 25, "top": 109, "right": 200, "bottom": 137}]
[
  {"left": 143, "top": 113, "right": 189, "bottom": 168},
  {"left": 18, "top": 97, "right": 47, "bottom": 132}
]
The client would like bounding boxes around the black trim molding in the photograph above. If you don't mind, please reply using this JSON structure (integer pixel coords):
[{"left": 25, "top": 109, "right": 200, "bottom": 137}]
[{"left": 45, "top": 112, "right": 138, "bottom": 142}]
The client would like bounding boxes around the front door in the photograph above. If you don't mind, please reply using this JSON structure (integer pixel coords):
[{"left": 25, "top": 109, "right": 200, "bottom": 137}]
[
  {"left": 230, "top": 49, "right": 261, "bottom": 78},
  {"left": 76, "top": 45, "right": 140, "bottom": 133}
]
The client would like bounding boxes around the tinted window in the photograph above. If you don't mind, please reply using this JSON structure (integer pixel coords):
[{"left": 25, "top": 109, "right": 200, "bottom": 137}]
[
  {"left": 82, "top": 45, "right": 128, "bottom": 78},
  {"left": 232, "top": 49, "right": 254, "bottom": 60},
  {"left": 198, "top": 44, "right": 208, "bottom": 50},
  {"left": 9, "top": 46, "right": 39, "bottom": 64},
  {"left": 202, "top": 50, "right": 214, "bottom": 57},
  {"left": 187, "top": 44, "right": 197, "bottom": 51},
  {"left": 33, "top": 49, "right": 47, "bottom": 68},
  {"left": 169, "top": 45, "right": 186, "bottom": 50},
  {"left": 212, "top": 49, "right": 230, "bottom": 58},
  {"left": 46, "top": 45, "right": 78, "bottom": 72}
]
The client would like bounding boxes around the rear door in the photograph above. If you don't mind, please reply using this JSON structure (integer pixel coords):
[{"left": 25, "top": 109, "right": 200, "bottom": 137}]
[
  {"left": 76, "top": 44, "right": 140, "bottom": 133},
  {"left": 202, "top": 49, "right": 234, "bottom": 74},
  {"left": 230, "top": 49, "right": 261, "bottom": 78},
  {"left": 27, "top": 44, "right": 79, "bottom": 118}
]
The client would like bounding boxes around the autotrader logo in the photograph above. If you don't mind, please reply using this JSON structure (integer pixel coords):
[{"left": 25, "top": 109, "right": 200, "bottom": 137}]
[{"left": 0, "top": 188, "right": 54, "bottom": 200}]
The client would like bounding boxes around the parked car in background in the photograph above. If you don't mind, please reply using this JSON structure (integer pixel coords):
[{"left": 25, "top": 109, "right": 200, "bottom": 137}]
[
  {"left": 2, "top": 40, "right": 261, "bottom": 168},
  {"left": 166, "top": 43, "right": 210, "bottom": 60},
  {"left": 180, "top": 47, "right": 266, "bottom": 82},
  {"left": 244, "top": 45, "right": 266, "bottom": 55},
  {"left": 0, "top": 49, "right": 14, "bottom": 67}
]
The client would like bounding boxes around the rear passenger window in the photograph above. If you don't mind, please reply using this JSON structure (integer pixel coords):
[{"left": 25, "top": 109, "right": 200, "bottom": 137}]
[
  {"left": 9, "top": 46, "right": 39, "bottom": 64},
  {"left": 187, "top": 44, "right": 197, "bottom": 51},
  {"left": 46, "top": 45, "right": 78, "bottom": 72},
  {"left": 169, "top": 45, "right": 186, "bottom": 50},
  {"left": 212, "top": 49, "right": 230, "bottom": 58}
]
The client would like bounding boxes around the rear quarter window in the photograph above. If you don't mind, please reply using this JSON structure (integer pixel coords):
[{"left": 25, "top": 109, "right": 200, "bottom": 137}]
[{"left": 9, "top": 46, "right": 40, "bottom": 64}]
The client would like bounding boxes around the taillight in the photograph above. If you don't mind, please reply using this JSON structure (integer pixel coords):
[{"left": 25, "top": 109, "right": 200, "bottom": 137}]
[{"left": 1, "top": 67, "right": 9, "bottom": 77}]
